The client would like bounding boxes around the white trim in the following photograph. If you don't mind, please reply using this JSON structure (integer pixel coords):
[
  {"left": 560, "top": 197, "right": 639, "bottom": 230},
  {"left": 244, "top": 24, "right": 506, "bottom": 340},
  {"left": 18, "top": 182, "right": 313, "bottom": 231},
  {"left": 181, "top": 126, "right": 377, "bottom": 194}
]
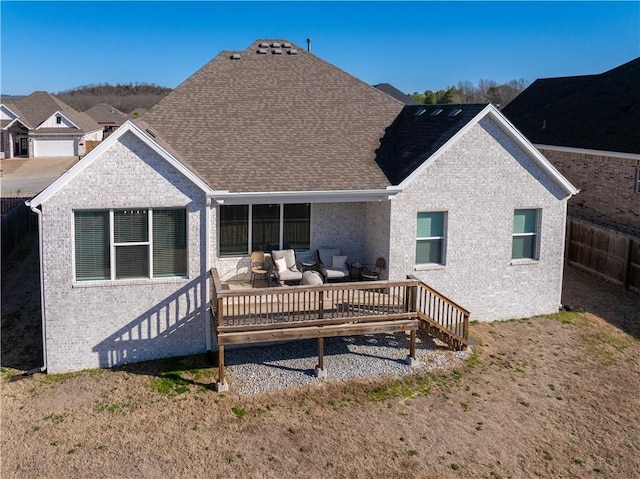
[
  {"left": 27, "top": 121, "right": 215, "bottom": 208},
  {"left": 211, "top": 188, "right": 400, "bottom": 205},
  {"left": 535, "top": 144, "right": 640, "bottom": 161},
  {"left": 36, "top": 110, "right": 80, "bottom": 130},
  {"left": 397, "top": 104, "right": 579, "bottom": 197},
  {"left": 0, "top": 103, "right": 20, "bottom": 120},
  {"left": 1, "top": 117, "right": 30, "bottom": 131}
]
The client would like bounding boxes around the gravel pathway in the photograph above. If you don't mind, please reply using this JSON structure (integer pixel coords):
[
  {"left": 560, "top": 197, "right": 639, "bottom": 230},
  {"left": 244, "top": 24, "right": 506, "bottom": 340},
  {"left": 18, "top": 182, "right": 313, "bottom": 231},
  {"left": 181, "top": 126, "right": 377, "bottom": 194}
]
[{"left": 224, "top": 331, "right": 471, "bottom": 395}]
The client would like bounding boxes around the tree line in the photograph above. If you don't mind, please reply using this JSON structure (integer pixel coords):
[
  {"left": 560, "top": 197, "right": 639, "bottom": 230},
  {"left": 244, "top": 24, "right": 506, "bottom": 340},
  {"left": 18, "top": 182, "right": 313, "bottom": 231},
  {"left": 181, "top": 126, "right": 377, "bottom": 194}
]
[
  {"left": 410, "top": 79, "right": 528, "bottom": 108},
  {"left": 55, "top": 83, "right": 172, "bottom": 114}
]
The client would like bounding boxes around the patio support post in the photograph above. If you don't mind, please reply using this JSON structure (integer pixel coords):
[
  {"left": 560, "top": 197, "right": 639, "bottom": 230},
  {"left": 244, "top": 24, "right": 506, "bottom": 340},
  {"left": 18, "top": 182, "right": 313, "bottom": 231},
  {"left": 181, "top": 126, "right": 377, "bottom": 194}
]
[{"left": 406, "top": 329, "right": 419, "bottom": 367}]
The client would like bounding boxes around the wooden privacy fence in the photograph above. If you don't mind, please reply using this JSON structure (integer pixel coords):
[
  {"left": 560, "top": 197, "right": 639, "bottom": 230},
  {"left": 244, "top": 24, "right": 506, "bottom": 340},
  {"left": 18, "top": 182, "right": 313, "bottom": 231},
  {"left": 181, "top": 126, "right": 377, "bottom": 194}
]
[
  {"left": 210, "top": 268, "right": 469, "bottom": 386},
  {"left": 566, "top": 217, "right": 640, "bottom": 294}
]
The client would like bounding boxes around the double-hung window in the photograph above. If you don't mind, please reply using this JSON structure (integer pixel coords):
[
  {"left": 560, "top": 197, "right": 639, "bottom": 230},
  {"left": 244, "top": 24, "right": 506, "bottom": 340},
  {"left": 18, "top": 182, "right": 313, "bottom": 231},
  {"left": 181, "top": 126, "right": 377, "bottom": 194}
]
[
  {"left": 512, "top": 209, "right": 539, "bottom": 260},
  {"left": 415, "top": 211, "right": 446, "bottom": 264},
  {"left": 74, "top": 208, "right": 187, "bottom": 281},
  {"left": 219, "top": 203, "right": 310, "bottom": 256}
]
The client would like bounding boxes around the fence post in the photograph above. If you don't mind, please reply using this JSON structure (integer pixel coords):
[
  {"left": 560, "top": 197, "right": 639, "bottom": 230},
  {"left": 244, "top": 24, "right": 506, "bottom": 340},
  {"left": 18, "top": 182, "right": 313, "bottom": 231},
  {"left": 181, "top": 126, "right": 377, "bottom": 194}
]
[{"left": 622, "top": 237, "right": 632, "bottom": 291}]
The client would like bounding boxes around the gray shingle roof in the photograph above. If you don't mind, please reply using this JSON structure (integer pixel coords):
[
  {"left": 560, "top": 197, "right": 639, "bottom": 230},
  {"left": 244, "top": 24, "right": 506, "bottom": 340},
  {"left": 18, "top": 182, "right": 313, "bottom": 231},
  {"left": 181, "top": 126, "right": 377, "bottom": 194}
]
[
  {"left": 7, "top": 91, "right": 101, "bottom": 133},
  {"left": 84, "top": 103, "right": 128, "bottom": 126},
  {"left": 139, "top": 39, "right": 404, "bottom": 192},
  {"left": 502, "top": 58, "right": 640, "bottom": 154},
  {"left": 374, "top": 83, "right": 419, "bottom": 105}
]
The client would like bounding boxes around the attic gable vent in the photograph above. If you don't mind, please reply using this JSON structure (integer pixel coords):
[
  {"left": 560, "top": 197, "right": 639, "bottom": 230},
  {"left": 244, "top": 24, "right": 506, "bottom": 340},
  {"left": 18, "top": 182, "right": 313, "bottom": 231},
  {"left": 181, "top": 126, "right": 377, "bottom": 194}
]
[
  {"left": 448, "top": 108, "right": 462, "bottom": 117},
  {"left": 271, "top": 42, "right": 281, "bottom": 48},
  {"left": 414, "top": 108, "right": 426, "bottom": 117},
  {"left": 430, "top": 108, "right": 443, "bottom": 117},
  {"left": 288, "top": 49, "right": 298, "bottom": 55},
  {"left": 230, "top": 53, "right": 241, "bottom": 60},
  {"left": 257, "top": 48, "right": 267, "bottom": 54},
  {"left": 283, "top": 42, "right": 292, "bottom": 48},
  {"left": 272, "top": 48, "right": 283, "bottom": 55}
]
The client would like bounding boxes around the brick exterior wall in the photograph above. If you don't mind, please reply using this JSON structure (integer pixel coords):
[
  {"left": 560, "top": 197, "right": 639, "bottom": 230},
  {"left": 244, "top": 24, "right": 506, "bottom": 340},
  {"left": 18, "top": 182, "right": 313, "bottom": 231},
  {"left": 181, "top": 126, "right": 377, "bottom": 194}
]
[
  {"left": 40, "top": 131, "right": 210, "bottom": 373},
  {"left": 388, "top": 118, "right": 570, "bottom": 322},
  {"left": 539, "top": 148, "right": 640, "bottom": 237}
]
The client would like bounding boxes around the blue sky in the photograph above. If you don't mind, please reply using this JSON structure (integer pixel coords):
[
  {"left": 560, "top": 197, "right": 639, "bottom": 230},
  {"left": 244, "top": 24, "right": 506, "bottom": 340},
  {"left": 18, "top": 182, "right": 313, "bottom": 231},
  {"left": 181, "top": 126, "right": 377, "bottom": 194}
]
[{"left": 1, "top": 1, "right": 638, "bottom": 95}]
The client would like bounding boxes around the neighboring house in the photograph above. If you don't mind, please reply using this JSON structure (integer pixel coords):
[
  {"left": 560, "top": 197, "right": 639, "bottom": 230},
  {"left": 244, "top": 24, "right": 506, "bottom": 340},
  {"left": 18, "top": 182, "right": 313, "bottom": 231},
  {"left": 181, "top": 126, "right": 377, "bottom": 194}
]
[
  {"left": 1, "top": 91, "right": 102, "bottom": 159},
  {"left": 27, "top": 39, "right": 577, "bottom": 374},
  {"left": 374, "top": 83, "right": 420, "bottom": 105},
  {"left": 502, "top": 58, "right": 640, "bottom": 237},
  {"left": 84, "top": 103, "right": 129, "bottom": 138}
]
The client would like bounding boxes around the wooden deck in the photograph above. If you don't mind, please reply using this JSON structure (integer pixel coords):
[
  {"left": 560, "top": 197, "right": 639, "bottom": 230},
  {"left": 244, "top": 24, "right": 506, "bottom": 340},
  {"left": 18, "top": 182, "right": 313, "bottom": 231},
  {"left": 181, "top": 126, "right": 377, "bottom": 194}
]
[{"left": 210, "top": 269, "right": 470, "bottom": 387}]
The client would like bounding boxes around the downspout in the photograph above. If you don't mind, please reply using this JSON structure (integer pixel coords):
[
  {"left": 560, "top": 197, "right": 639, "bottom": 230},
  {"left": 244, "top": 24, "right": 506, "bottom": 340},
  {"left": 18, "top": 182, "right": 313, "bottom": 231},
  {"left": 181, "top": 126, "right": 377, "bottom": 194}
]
[
  {"left": 204, "top": 197, "right": 212, "bottom": 351},
  {"left": 27, "top": 204, "right": 47, "bottom": 374}
]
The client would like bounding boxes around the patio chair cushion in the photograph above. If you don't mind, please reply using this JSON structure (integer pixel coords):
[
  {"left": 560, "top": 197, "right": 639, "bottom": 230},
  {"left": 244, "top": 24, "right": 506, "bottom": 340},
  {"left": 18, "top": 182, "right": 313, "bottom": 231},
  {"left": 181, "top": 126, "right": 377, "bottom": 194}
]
[
  {"left": 325, "top": 267, "right": 349, "bottom": 279},
  {"left": 274, "top": 257, "right": 288, "bottom": 273},
  {"left": 318, "top": 248, "right": 340, "bottom": 267},
  {"left": 271, "top": 249, "right": 302, "bottom": 283},
  {"left": 331, "top": 255, "right": 347, "bottom": 269}
]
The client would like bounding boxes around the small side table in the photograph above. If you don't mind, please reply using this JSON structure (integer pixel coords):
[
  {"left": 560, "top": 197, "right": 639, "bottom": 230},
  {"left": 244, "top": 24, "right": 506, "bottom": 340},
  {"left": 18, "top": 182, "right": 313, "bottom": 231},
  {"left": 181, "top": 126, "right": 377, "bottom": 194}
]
[
  {"left": 301, "top": 260, "right": 317, "bottom": 272},
  {"left": 350, "top": 262, "right": 364, "bottom": 281}
]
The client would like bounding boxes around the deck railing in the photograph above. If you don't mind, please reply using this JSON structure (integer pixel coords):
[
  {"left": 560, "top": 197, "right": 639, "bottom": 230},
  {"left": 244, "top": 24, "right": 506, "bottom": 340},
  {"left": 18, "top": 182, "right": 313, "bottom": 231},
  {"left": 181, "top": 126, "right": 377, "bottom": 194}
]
[{"left": 210, "top": 268, "right": 469, "bottom": 349}]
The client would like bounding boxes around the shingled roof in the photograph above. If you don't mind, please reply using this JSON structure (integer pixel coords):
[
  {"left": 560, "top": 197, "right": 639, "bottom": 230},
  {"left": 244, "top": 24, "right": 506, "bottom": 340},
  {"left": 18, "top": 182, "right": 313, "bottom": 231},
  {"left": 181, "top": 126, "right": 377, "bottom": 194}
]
[
  {"left": 374, "top": 83, "right": 419, "bottom": 105},
  {"left": 84, "top": 103, "right": 128, "bottom": 126},
  {"left": 139, "top": 39, "right": 405, "bottom": 192},
  {"left": 375, "top": 104, "right": 488, "bottom": 185},
  {"left": 502, "top": 58, "right": 640, "bottom": 154},
  {"left": 4, "top": 91, "right": 101, "bottom": 133}
]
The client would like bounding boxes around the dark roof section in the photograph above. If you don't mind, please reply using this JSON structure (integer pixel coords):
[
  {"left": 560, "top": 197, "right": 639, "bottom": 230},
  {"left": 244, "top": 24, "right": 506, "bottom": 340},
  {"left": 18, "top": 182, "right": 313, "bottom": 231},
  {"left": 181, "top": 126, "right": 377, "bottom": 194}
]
[
  {"left": 502, "top": 58, "right": 640, "bottom": 154},
  {"left": 139, "top": 39, "right": 404, "bottom": 192},
  {"left": 375, "top": 104, "right": 488, "bottom": 185},
  {"left": 84, "top": 103, "right": 128, "bottom": 126},
  {"left": 374, "top": 83, "right": 420, "bottom": 105},
  {"left": 4, "top": 91, "right": 101, "bottom": 133}
]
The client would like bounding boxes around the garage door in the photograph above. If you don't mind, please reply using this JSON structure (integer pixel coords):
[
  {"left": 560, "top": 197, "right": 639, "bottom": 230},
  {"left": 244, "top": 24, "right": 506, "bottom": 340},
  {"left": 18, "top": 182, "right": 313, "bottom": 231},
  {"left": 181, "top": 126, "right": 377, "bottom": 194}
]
[{"left": 33, "top": 139, "right": 77, "bottom": 157}]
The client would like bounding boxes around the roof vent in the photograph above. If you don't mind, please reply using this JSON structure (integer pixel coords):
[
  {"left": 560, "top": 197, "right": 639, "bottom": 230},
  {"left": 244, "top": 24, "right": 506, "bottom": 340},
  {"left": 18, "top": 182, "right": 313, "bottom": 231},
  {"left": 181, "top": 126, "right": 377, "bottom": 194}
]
[
  {"left": 430, "top": 108, "right": 443, "bottom": 117},
  {"left": 272, "top": 48, "right": 283, "bottom": 55},
  {"left": 146, "top": 127, "right": 158, "bottom": 138},
  {"left": 448, "top": 108, "right": 462, "bottom": 117},
  {"left": 259, "top": 42, "right": 269, "bottom": 48},
  {"left": 257, "top": 48, "right": 267, "bottom": 54},
  {"left": 414, "top": 108, "right": 426, "bottom": 117},
  {"left": 283, "top": 42, "right": 292, "bottom": 48},
  {"left": 271, "top": 42, "right": 281, "bottom": 48},
  {"left": 288, "top": 49, "right": 298, "bottom": 55},
  {"left": 230, "top": 53, "right": 241, "bottom": 60}
]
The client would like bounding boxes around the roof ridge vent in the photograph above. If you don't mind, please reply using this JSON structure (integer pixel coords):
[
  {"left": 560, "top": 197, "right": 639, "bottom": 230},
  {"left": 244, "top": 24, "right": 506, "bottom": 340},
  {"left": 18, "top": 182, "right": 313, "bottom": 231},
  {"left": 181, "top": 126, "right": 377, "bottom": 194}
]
[
  {"left": 271, "top": 42, "right": 281, "bottom": 48},
  {"left": 430, "top": 108, "right": 443, "bottom": 117},
  {"left": 272, "top": 48, "right": 282, "bottom": 55},
  {"left": 259, "top": 42, "right": 269, "bottom": 48},
  {"left": 283, "top": 42, "right": 292, "bottom": 48},
  {"left": 414, "top": 108, "right": 426, "bottom": 117},
  {"left": 257, "top": 48, "right": 267, "bottom": 54},
  {"left": 448, "top": 108, "right": 462, "bottom": 117},
  {"left": 230, "top": 53, "right": 241, "bottom": 60},
  {"left": 288, "top": 49, "right": 298, "bottom": 55}
]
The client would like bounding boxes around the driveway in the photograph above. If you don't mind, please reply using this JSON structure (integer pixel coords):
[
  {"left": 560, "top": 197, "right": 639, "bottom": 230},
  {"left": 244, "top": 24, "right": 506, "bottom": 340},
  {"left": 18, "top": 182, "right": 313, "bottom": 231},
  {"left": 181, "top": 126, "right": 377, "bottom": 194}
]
[{"left": 0, "top": 157, "right": 78, "bottom": 197}]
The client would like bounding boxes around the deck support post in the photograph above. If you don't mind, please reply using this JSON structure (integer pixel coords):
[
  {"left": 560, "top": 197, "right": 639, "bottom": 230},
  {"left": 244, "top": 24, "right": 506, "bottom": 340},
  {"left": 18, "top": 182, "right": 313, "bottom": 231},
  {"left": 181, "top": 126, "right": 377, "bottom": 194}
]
[
  {"left": 406, "top": 329, "right": 419, "bottom": 367},
  {"left": 315, "top": 337, "right": 327, "bottom": 378},
  {"left": 215, "top": 345, "right": 229, "bottom": 392}
]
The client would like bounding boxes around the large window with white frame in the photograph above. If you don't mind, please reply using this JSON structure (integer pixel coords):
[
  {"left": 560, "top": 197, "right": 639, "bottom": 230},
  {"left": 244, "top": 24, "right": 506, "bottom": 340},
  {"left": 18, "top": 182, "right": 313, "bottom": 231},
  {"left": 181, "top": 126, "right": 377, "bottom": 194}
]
[
  {"left": 219, "top": 203, "right": 310, "bottom": 256},
  {"left": 415, "top": 211, "right": 446, "bottom": 264},
  {"left": 74, "top": 208, "right": 187, "bottom": 281},
  {"left": 512, "top": 209, "right": 540, "bottom": 260}
]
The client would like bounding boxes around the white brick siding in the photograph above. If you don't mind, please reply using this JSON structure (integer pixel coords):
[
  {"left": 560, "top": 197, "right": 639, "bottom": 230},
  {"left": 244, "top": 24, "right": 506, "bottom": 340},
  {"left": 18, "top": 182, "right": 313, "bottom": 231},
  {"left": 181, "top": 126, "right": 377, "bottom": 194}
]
[
  {"left": 40, "top": 131, "right": 209, "bottom": 373},
  {"left": 388, "top": 118, "right": 568, "bottom": 321}
]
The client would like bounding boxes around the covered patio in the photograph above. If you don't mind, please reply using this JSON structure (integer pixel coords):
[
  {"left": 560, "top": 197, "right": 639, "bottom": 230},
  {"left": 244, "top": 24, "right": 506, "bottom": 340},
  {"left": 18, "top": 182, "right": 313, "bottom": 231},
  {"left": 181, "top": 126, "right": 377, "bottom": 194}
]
[{"left": 210, "top": 268, "right": 470, "bottom": 391}]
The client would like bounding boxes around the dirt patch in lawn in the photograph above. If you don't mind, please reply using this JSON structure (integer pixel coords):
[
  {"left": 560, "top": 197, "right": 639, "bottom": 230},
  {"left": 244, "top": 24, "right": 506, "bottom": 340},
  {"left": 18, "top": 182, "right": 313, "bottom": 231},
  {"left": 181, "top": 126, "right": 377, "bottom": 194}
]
[{"left": 2, "top": 237, "right": 639, "bottom": 478}]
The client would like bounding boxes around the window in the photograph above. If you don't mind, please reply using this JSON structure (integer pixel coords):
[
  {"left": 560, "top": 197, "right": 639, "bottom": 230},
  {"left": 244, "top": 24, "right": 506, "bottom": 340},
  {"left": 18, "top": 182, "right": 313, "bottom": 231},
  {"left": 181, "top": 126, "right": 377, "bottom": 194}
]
[
  {"left": 416, "top": 211, "right": 446, "bottom": 264},
  {"left": 56, "top": 115, "right": 62, "bottom": 124},
  {"left": 74, "top": 208, "right": 186, "bottom": 281},
  {"left": 512, "top": 209, "right": 539, "bottom": 260},
  {"left": 219, "top": 203, "right": 310, "bottom": 256}
]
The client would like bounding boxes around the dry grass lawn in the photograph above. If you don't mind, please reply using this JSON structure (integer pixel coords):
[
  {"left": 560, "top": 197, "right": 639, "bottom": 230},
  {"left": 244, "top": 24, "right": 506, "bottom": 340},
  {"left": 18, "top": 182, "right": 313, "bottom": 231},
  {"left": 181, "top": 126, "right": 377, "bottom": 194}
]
[{"left": 2, "top": 234, "right": 639, "bottom": 478}]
